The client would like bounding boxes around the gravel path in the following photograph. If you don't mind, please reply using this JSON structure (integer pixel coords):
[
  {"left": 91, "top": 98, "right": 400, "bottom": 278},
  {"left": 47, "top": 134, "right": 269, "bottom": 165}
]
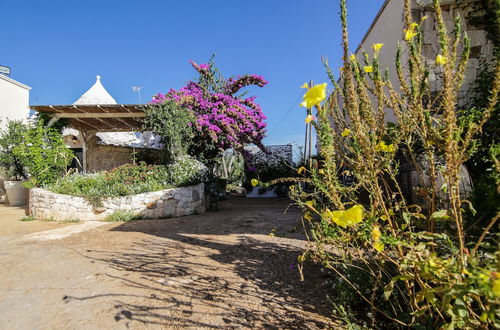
[{"left": 0, "top": 198, "right": 336, "bottom": 329}]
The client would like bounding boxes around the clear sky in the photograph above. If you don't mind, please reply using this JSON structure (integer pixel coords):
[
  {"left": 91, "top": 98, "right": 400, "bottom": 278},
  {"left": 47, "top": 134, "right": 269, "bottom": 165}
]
[{"left": 1, "top": 0, "right": 385, "bottom": 146}]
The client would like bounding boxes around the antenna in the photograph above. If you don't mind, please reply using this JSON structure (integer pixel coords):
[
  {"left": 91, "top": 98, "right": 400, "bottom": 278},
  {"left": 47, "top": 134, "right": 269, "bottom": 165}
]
[{"left": 131, "top": 86, "right": 143, "bottom": 104}]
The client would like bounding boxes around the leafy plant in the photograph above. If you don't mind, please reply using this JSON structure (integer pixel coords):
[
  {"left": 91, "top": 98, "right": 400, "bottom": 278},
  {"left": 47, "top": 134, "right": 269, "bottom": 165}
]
[
  {"left": 166, "top": 155, "right": 207, "bottom": 187},
  {"left": 47, "top": 162, "right": 172, "bottom": 208},
  {"left": 0, "top": 120, "right": 29, "bottom": 180},
  {"left": 286, "top": 0, "right": 500, "bottom": 328},
  {"left": 104, "top": 210, "right": 139, "bottom": 222},
  {"left": 146, "top": 56, "right": 268, "bottom": 167},
  {"left": 12, "top": 123, "right": 74, "bottom": 187}
]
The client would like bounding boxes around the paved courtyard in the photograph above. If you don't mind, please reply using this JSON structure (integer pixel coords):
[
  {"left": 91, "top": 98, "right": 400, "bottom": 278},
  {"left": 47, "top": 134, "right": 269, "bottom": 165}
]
[{"left": 0, "top": 197, "right": 335, "bottom": 329}]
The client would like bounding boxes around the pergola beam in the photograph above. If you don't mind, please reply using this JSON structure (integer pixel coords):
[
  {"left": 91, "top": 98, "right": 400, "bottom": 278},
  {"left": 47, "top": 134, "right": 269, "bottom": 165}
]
[{"left": 50, "top": 112, "right": 146, "bottom": 119}]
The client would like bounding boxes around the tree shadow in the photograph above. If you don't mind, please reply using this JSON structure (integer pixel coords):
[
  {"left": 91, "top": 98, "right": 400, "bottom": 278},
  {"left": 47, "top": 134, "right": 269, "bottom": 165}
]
[{"left": 63, "top": 197, "right": 334, "bottom": 328}]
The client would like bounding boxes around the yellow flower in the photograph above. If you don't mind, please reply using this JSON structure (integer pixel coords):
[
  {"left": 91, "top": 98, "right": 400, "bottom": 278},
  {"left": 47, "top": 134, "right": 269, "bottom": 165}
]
[
  {"left": 341, "top": 128, "right": 351, "bottom": 137},
  {"left": 373, "top": 241, "right": 384, "bottom": 252},
  {"left": 375, "top": 141, "right": 395, "bottom": 152},
  {"left": 436, "top": 54, "right": 447, "bottom": 66},
  {"left": 404, "top": 29, "right": 418, "bottom": 41},
  {"left": 372, "top": 225, "right": 382, "bottom": 241},
  {"left": 318, "top": 169, "right": 325, "bottom": 175},
  {"left": 492, "top": 278, "right": 500, "bottom": 297},
  {"left": 324, "top": 204, "right": 364, "bottom": 228},
  {"left": 363, "top": 66, "right": 373, "bottom": 73},
  {"left": 421, "top": 16, "right": 428, "bottom": 22},
  {"left": 410, "top": 22, "right": 419, "bottom": 30},
  {"left": 349, "top": 54, "right": 356, "bottom": 61},
  {"left": 372, "top": 43, "right": 384, "bottom": 53},
  {"left": 251, "top": 179, "right": 259, "bottom": 187},
  {"left": 300, "top": 83, "right": 327, "bottom": 108},
  {"left": 297, "top": 166, "right": 306, "bottom": 174},
  {"left": 305, "top": 200, "right": 315, "bottom": 209},
  {"left": 304, "top": 212, "right": 313, "bottom": 221},
  {"left": 300, "top": 82, "right": 309, "bottom": 89},
  {"left": 305, "top": 114, "right": 315, "bottom": 124}
]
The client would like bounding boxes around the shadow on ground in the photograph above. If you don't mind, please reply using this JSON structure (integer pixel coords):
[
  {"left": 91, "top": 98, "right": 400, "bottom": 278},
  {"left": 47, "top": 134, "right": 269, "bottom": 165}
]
[{"left": 63, "top": 197, "right": 334, "bottom": 328}]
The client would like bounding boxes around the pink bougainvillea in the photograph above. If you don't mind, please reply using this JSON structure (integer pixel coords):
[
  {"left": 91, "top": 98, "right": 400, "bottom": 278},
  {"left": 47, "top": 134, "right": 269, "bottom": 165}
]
[{"left": 150, "top": 60, "right": 268, "bottom": 154}]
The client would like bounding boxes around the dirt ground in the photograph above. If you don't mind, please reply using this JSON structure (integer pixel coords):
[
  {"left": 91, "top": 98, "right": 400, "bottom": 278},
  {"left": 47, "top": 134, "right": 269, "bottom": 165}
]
[{"left": 0, "top": 197, "right": 337, "bottom": 329}]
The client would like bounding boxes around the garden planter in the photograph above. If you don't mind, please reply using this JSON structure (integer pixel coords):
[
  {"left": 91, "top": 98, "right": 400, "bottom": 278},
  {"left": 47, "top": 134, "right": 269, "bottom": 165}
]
[{"left": 3, "top": 180, "right": 28, "bottom": 206}]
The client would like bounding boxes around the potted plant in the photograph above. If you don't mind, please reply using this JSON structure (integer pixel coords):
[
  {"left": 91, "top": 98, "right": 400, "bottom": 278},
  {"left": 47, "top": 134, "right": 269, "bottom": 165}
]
[{"left": 0, "top": 120, "right": 29, "bottom": 205}]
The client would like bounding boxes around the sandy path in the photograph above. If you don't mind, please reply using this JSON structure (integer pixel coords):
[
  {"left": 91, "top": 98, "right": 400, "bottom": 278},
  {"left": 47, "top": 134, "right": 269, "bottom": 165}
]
[{"left": 0, "top": 198, "right": 336, "bottom": 329}]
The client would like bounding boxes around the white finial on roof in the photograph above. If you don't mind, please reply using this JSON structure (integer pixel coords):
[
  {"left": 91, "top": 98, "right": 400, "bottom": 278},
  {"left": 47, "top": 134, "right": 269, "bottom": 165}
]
[{"left": 73, "top": 75, "right": 117, "bottom": 105}]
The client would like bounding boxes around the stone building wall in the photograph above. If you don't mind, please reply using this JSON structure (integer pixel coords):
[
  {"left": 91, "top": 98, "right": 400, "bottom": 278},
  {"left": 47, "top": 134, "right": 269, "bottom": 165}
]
[
  {"left": 29, "top": 183, "right": 205, "bottom": 221},
  {"left": 416, "top": 0, "right": 495, "bottom": 107},
  {"left": 86, "top": 135, "right": 135, "bottom": 172}
]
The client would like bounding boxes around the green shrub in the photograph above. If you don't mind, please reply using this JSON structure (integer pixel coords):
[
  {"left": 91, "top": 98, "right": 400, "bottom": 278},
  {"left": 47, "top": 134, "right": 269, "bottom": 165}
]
[
  {"left": 0, "top": 120, "right": 29, "bottom": 180},
  {"left": 12, "top": 123, "right": 74, "bottom": 187},
  {"left": 47, "top": 162, "right": 172, "bottom": 208},
  {"left": 20, "top": 216, "right": 35, "bottom": 222},
  {"left": 167, "top": 155, "right": 207, "bottom": 187},
  {"left": 104, "top": 210, "right": 139, "bottom": 222}
]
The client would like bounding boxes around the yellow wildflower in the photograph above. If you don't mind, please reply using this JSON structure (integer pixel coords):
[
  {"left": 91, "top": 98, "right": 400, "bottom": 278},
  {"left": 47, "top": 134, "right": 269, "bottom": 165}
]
[
  {"left": 493, "top": 278, "right": 500, "bottom": 297},
  {"left": 404, "top": 29, "right": 418, "bottom": 41},
  {"left": 372, "top": 43, "right": 384, "bottom": 53},
  {"left": 364, "top": 66, "right": 373, "bottom": 73},
  {"left": 373, "top": 241, "right": 384, "bottom": 252},
  {"left": 300, "top": 83, "right": 327, "bottom": 108},
  {"left": 297, "top": 166, "right": 306, "bottom": 174},
  {"left": 305, "top": 200, "right": 315, "bottom": 209},
  {"left": 300, "top": 82, "right": 309, "bottom": 89},
  {"left": 349, "top": 54, "right": 356, "bottom": 61},
  {"left": 324, "top": 204, "right": 364, "bottom": 228},
  {"left": 318, "top": 169, "right": 325, "bottom": 175},
  {"left": 375, "top": 141, "right": 395, "bottom": 152},
  {"left": 303, "top": 212, "right": 313, "bottom": 221},
  {"left": 410, "top": 22, "right": 419, "bottom": 30},
  {"left": 421, "top": 16, "right": 428, "bottom": 22},
  {"left": 436, "top": 54, "right": 447, "bottom": 66},
  {"left": 372, "top": 225, "right": 382, "bottom": 241},
  {"left": 341, "top": 128, "right": 351, "bottom": 137},
  {"left": 305, "top": 114, "right": 315, "bottom": 124},
  {"left": 251, "top": 178, "right": 259, "bottom": 187}
]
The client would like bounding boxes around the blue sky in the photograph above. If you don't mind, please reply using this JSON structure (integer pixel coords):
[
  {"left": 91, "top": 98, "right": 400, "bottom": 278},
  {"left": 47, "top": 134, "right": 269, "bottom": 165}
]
[{"left": 1, "top": 0, "right": 384, "bottom": 145}]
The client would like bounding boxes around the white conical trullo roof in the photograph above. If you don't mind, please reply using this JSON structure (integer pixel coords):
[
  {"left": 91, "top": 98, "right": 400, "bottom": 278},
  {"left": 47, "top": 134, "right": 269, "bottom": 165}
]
[{"left": 73, "top": 75, "right": 117, "bottom": 105}]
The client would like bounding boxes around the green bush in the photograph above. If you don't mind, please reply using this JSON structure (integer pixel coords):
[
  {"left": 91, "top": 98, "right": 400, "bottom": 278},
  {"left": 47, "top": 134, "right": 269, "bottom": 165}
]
[
  {"left": 47, "top": 162, "right": 172, "bottom": 207},
  {"left": 0, "top": 120, "right": 29, "bottom": 180},
  {"left": 167, "top": 155, "right": 207, "bottom": 187},
  {"left": 104, "top": 210, "right": 139, "bottom": 222},
  {"left": 12, "top": 123, "right": 74, "bottom": 187}
]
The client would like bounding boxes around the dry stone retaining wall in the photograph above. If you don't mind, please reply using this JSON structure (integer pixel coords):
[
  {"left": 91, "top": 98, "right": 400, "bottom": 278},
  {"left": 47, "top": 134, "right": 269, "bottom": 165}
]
[{"left": 29, "top": 183, "right": 205, "bottom": 221}]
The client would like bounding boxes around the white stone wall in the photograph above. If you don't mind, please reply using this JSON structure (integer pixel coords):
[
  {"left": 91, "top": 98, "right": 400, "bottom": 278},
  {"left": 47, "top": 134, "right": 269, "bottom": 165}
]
[
  {"left": 29, "top": 183, "right": 206, "bottom": 221},
  {"left": 0, "top": 75, "right": 31, "bottom": 131}
]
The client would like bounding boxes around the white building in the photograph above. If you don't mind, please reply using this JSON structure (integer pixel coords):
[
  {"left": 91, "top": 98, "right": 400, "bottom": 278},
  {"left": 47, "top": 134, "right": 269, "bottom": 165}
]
[{"left": 0, "top": 74, "right": 31, "bottom": 129}]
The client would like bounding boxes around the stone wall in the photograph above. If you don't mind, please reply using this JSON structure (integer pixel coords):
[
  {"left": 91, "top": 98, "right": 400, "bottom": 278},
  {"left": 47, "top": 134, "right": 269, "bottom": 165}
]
[
  {"left": 86, "top": 136, "right": 135, "bottom": 172},
  {"left": 29, "top": 183, "right": 205, "bottom": 221},
  {"left": 416, "top": 0, "right": 495, "bottom": 107}
]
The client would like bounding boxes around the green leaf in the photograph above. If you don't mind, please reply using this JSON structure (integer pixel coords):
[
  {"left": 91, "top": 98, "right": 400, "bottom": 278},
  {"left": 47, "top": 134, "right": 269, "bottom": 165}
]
[
  {"left": 431, "top": 209, "right": 451, "bottom": 221},
  {"left": 383, "top": 281, "right": 394, "bottom": 300}
]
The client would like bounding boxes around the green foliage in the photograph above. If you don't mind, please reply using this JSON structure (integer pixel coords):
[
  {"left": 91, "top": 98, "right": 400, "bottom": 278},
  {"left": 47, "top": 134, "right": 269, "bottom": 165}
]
[
  {"left": 19, "top": 216, "right": 35, "bottom": 222},
  {"left": 47, "top": 162, "right": 172, "bottom": 208},
  {"left": 12, "top": 123, "right": 74, "bottom": 188},
  {"left": 142, "top": 98, "right": 195, "bottom": 164},
  {"left": 0, "top": 120, "right": 29, "bottom": 180},
  {"left": 166, "top": 155, "right": 208, "bottom": 187},
  {"left": 104, "top": 210, "right": 140, "bottom": 222}
]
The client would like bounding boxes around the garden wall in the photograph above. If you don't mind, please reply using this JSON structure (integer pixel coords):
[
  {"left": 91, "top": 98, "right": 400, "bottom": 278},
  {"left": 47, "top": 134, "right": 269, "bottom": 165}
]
[{"left": 29, "top": 183, "right": 205, "bottom": 221}]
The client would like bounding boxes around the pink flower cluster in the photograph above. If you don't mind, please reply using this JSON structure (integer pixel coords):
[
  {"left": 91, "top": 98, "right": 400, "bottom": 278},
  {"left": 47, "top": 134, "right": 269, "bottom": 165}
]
[{"left": 150, "top": 61, "right": 268, "bottom": 153}]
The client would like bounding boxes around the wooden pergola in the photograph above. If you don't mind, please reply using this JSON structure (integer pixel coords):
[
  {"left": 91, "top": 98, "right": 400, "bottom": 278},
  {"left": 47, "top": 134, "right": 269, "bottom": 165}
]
[{"left": 31, "top": 104, "right": 147, "bottom": 172}]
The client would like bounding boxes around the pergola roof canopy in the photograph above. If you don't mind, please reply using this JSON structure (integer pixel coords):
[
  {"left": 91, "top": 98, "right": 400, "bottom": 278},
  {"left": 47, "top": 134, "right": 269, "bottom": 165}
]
[{"left": 31, "top": 104, "right": 147, "bottom": 131}]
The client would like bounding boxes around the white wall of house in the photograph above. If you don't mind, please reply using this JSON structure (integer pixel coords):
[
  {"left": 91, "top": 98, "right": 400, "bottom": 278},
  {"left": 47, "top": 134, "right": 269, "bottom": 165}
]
[{"left": 0, "top": 74, "right": 31, "bottom": 129}]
